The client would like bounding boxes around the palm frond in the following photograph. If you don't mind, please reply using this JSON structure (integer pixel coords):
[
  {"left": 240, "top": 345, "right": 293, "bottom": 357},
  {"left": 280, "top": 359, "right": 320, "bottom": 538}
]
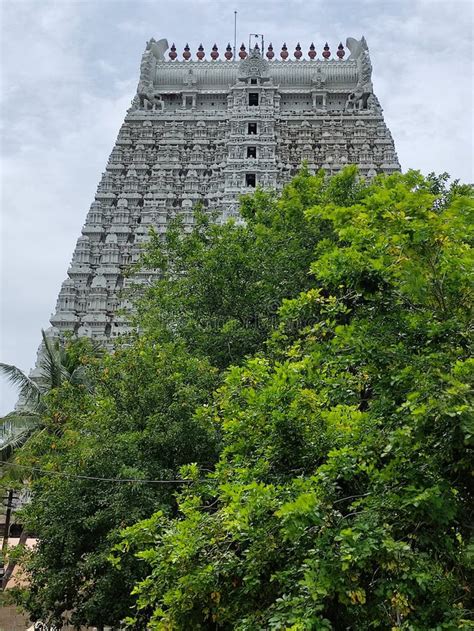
[
  {"left": 69, "top": 365, "right": 95, "bottom": 392},
  {"left": 90, "top": 339, "right": 105, "bottom": 358},
  {"left": 0, "top": 412, "right": 42, "bottom": 464},
  {"left": 0, "top": 411, "right": 40, "bottom": 434},
  {"left": 0, "top": 363, "right": 41, "bottom": 410},
  {"left": 39, "top": 329, "right": 70, "bottom": 389},
  {"left": 0, "top": 428, "right": 37, "bottom": 462},
  {"left": 40, "top": 329, "right": 61, "bottom": 387}
]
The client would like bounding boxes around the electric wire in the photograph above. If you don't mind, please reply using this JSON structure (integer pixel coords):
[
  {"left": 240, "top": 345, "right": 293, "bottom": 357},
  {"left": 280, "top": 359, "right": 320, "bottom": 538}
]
[{"left": 0, "top": 461, "right": 213, "bottom": 485}]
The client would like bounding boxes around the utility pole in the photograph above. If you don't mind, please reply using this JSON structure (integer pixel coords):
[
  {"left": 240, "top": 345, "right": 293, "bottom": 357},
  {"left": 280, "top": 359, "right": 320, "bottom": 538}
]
[
  {"left": 0, "top": 489, "right": 13, "bottom": 589},
  {"left": 2, "top": 489, "right": 13, "bottom": 555}
]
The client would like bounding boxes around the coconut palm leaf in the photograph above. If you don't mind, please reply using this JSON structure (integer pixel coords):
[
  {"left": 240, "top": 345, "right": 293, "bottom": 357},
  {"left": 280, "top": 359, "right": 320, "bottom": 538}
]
[
  {"left": 39, "top": 329, "right": 70, "bottom": 389},
  {"left": 1, "top": 428, "right": 35, "bottom": 462},
  {"left": 0, "top": 412, "right": 41, "bottom": 462},
  {"left": 0, "top": 363, "right": 41, "bottom": 410},
  {"left": 69, "top": 365, "right": 93, "bottom": 391},
  {"left": 0, "top": 411, "right": 40, "bottom": 433},
  {"left": 1, "top": 330, "right": 102, "bottom": 472}
]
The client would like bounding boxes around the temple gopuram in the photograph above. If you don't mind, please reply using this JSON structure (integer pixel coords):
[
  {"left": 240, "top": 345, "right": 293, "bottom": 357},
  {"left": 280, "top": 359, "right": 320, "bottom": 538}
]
[{"left": 48, "top": 37, "right": 400, "bottom": 343}]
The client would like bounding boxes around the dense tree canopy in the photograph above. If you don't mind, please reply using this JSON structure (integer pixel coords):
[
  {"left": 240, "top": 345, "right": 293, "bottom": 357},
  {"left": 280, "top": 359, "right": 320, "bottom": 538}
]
[
  {"left": 8, "top": 168, "right": 473, "bottom": 629},
  {"left": 12, "top": 340, "right": 219, "bottom": 626},
  {"left": 115, "top": 170, "right": 473, "bottom": 629},
  {"left": 134, "top": 166, "right": 364, "bottom": 368}
]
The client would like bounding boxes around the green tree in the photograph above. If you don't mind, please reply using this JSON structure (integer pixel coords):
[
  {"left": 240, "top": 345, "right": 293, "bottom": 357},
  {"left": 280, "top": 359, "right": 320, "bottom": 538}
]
[
  {"left": 134, "top": 166, "right": 365, "bottom": 369},
  {"left": 116, "top": 170, "right": 473, "bottom": 630},
  {"left": 0, "top": 330, "right": 99, "bottom": 461},
  {"left": 8, "top": 166, "right": 363, "bottom": 623},
  {"left": 0, "top": 333, "right": 102, "bottom": 589},
  {"left": 12, "top": 337, "right": 219, "bottom": 628}
]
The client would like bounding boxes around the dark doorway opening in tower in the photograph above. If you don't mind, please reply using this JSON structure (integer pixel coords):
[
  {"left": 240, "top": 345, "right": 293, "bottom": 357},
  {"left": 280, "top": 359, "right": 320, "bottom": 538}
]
[
  {"left": 248, "top": 123, "right": 257, "bottom": 135},
  {"left": 247, "top": 146, "right": 257, "bottom": 159},
  {"left": 246, "top": 173, "right": 256, "bottom": 187},
  {"left": 249, "top": 93, "right": 259, "bottom": 106}
]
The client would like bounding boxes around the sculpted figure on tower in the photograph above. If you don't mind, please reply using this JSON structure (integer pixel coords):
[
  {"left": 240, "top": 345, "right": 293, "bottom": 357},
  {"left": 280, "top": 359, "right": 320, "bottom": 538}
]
[
  {"left": 136, "top": 38, "right": 168, "bottom": 110},
  {"left": 345, "top": 36, "right": 374, "bottom": 111}
]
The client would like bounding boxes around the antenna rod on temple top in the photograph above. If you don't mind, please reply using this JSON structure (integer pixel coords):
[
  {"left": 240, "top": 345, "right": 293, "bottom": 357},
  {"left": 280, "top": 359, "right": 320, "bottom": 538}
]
[{"left": 233, "top": 11, "right": 237, "bottom": 61}]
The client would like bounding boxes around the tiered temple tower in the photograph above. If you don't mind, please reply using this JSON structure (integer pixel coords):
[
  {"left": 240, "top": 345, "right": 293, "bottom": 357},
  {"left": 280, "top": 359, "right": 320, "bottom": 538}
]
[{"left": 49, "top": 36, "right": 400, "bottom": 342}]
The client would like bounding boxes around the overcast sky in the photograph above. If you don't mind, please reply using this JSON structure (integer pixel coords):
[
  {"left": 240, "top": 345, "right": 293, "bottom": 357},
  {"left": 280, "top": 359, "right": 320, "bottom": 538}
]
[{"left": 1, "top": 0, "right": 473, "bottom": 413}]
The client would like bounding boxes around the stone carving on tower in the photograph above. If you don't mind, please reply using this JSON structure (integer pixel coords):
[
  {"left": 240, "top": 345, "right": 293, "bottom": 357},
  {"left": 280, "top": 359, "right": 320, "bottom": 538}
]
[
  {"left": 46, "top": 35, "right": 400, "bottom": 345},
  {"left": 136, "top": 38, "right": 168, "bottom": 110},
  {"left": 345, "top": 37, "right": 374, "bottom": 111},
  {"left": 238, "top": 45, "right": 270, "bottom": 81}
]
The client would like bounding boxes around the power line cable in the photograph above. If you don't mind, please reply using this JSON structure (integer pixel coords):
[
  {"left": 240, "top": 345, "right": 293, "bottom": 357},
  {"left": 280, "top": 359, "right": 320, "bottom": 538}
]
[{"left": 0, "top": 461, "right": 212, "bottom": 485}]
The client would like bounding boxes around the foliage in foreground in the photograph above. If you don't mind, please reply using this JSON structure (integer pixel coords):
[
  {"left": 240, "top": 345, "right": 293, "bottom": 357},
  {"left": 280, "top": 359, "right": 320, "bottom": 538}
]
[
  {"left": 0, "top": 331, "right": 100, "bottom": 464},
  {"left": 11, "top": 167, "right": 348, "bottom": 626},
  {"left": 11, "top": 340, "right": 218, "bottom": 627},
  {"left": 134, "top": 165, "right": 362, "bottom": 368},
  {"left": 114, "top": 170, "right": 474, "bottom": 629},
  {"left": 9, "top": 168, "right": 474, "bottom": 629}
]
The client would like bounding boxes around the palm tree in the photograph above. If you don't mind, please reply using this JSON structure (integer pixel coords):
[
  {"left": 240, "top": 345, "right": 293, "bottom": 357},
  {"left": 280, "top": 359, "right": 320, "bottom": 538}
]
[
  {"left": 0, "top": 329, "right": 98, "bottom": 460},
  {"left": 0, "top": 329, "right": 102, "bottom": 588}
]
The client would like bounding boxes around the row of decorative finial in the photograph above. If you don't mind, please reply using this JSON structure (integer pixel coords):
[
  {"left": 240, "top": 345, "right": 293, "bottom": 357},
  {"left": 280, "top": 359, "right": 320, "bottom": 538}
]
[{"left": 166, "top": 42, "right": 347, "bottom": 61}]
